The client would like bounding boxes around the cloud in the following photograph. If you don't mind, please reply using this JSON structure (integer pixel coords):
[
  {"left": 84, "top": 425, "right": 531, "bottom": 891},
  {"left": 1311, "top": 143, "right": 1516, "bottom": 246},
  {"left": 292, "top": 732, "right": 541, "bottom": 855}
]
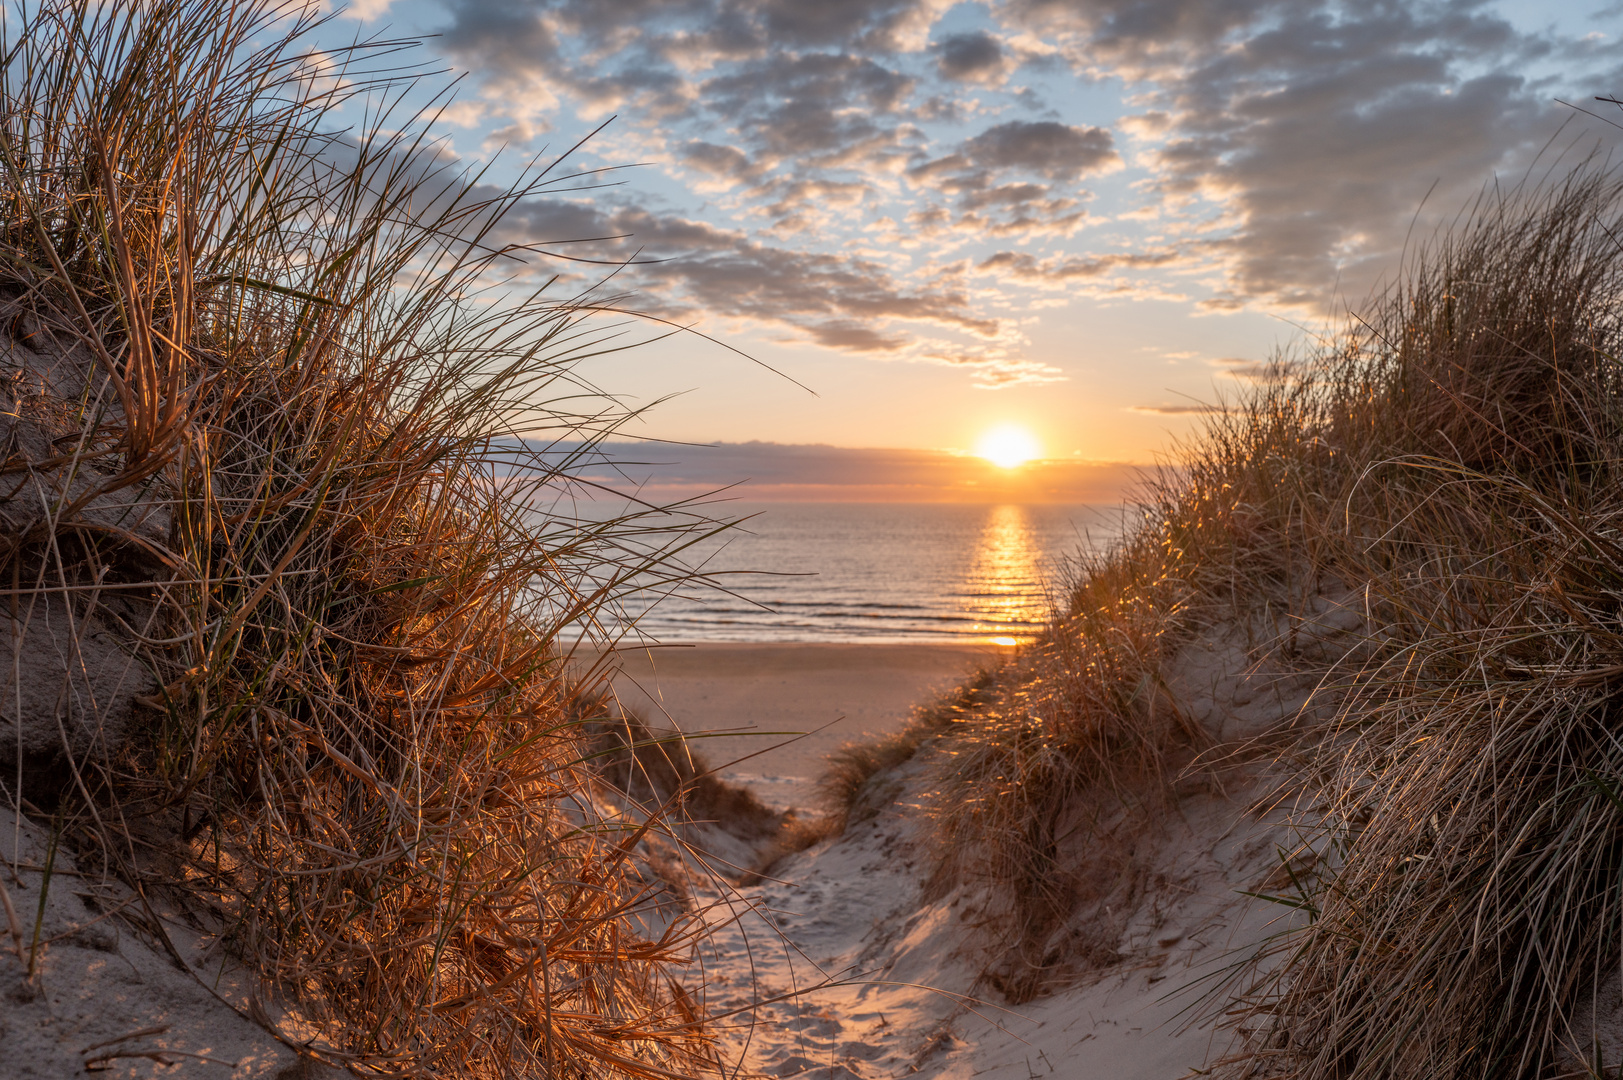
[
  {"left": 961, "top": 120, "right": 1119, "bottom": 180},
  {"left": 744, "top": 0, "right": 941, "bottom": 51},
  {"left": 934, "top": 30, "right": 1010, "bottom": 84},
  {"left": 908, "top": 121, "right": 1120, "bottom": 185},
  {"left": 437, "top": 1, "right": 565, "bottom": 109},
  {"left": 423, "top": 0, "right": 1623, "bottom": 395},
  {"left": 997, "top": 0, "right": 1609, "bottom": 314},
  {"left": 341, "top": 0, "right": 395, "bottom": 20},
  {"left": 1209, "top": 356, "right": 1296, "bottom": 381},
  {"left": 496, "top": 197, "right": 1063, "bottom": 385},
  {"left": 508, "top": 200, "right": 992, "bottom": 335},
  {"left": 436, "top": 2, "right": 932, "bottom": 130},
  {"left": 680, "top": 141, "right": 764, "bottom": 187},
  {"left": 978, "top": 248, "right": 1184, "bottom": 288},
  {"left": 904, "top": 120, "right": 1119, "bottom": 235},
  {"left": 697, "top": 52, "right": 917, "bottom": 165},
  {"left": 756, "top": 177, "right": 875, "bottom": 231},
  {"left": 1128, "top": 403, "right": 1227, "bottom": 415}
]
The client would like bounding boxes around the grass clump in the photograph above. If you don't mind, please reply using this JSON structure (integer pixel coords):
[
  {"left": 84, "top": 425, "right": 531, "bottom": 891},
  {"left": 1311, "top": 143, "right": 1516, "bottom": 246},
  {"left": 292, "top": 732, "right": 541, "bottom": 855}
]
[
  {"left": 0, "top": 2, "right": 726, "bottom": 1076},
  {"left": 908, "top": 158, "right": 1623, "bottom": 1070},
  {"left": 819, "top": 671, "right": 998, "bottom": 830},
  {"left": 582, "top": 695, "right": 788, "bottom": 846},
  {"left": 928, "top": 547, "right": 1213, "bottom": 1001},
  {"left": 1214, "top": 168, "right": 1623, "bottom": 1077}
]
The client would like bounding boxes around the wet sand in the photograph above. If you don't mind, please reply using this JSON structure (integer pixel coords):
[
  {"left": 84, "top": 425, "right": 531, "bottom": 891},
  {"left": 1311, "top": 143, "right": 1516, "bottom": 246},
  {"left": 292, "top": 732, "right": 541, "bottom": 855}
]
[{"left": 580, "top": 642, "right": 1011, "bottom": 811}]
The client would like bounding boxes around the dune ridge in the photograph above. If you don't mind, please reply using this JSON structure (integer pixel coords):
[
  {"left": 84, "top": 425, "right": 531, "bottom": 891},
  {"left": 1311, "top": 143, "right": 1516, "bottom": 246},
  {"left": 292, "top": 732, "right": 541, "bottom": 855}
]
[{"left": 0, "top": 2, "right": 729, "bottom": 1076}]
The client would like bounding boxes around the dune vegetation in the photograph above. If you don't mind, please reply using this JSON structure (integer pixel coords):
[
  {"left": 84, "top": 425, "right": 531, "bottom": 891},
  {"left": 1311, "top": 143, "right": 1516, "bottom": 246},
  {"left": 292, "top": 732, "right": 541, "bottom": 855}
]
[
  {"left": 17, "top": 0, "right": 1623, "bottom": 1077},
  {"left": 0, "top": 1, "right": 731, "bottom": 1076},
  {"left": 817, "top": 163, "right": 1623, "bottom": 1075}
]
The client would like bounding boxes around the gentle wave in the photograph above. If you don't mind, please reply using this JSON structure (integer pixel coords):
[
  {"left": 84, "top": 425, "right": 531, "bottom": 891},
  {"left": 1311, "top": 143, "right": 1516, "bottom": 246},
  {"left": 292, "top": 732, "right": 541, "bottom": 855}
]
[{"left": 582, "top": 502, "right": 1123, "bottom": 644}]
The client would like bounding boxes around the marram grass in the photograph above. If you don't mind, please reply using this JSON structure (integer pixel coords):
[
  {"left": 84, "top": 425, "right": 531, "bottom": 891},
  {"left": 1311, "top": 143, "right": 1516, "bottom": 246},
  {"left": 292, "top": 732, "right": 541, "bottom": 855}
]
[
  {"left": 0, "top": 1, "right": 727, "bottom": 1076},
  {"left": 888, "top": 161, "right": 1623, "bottom": 1075}
]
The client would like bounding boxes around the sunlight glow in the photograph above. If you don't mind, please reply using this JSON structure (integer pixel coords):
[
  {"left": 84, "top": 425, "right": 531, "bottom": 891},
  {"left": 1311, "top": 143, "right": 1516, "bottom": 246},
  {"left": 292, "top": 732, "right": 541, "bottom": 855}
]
[
  {"left": 968, "top": 505, "right": 1045, "bottom": 645},
  {"left": 975, "top": 425, "right": 1042, "bottom": 469}
]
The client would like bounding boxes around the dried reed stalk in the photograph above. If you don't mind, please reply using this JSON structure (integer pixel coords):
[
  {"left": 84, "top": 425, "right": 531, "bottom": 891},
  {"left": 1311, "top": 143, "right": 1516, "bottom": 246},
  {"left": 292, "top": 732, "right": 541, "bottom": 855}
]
[{"left": 0, "top": 2, "right": 726, "bottom": 1075}]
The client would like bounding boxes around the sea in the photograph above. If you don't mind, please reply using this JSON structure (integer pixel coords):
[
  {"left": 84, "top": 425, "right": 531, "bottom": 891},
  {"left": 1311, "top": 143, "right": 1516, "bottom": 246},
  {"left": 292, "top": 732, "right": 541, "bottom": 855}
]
[{"left": 586, "top": 502, "right": 1125, "bottom": 644}]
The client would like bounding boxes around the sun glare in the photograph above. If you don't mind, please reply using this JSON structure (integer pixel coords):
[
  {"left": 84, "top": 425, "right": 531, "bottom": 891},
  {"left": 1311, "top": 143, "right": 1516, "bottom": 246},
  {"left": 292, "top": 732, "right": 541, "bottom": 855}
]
[{"left": 975, "top": 425, "right": 1042, "bottom": 469}]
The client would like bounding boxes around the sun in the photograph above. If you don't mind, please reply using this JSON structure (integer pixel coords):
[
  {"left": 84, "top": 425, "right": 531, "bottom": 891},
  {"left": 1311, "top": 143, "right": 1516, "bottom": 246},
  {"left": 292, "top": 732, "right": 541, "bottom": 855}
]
[{"left": 975, "top": 425, "right": 1042, "bottom": 469}]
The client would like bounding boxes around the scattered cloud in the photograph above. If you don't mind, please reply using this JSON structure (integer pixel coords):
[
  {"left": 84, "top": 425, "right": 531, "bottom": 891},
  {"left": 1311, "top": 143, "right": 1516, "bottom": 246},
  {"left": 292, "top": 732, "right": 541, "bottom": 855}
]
[
  {"left": 961, "top": 120, "right": 1119, "bottom": 181},
  {"left": 905, "top": 120, "right": 1118, "bottom": 236},
  {"left": 997, "top": 0, "right": 1619, "bottom": 312},
  {"left": 680, "top": 141, "right": 766, "bottom": 189},
  {"left": 977, "top": 248, "right": 1185, "bottom": 291},
  {"left": 420, "top": 0, "right": 1623, "bottom": 390},
  {"left": 1209, "top": 356, "right": 1296, "bottom": 381},
  {"left": 934, "top": 30, "right": 1011, "bottom": 85},
  {"left": 341, "top": 0, "right": 395, "bottom": 20},
  {"left": 496, "top": 197, "right": 1061, "bottom": 385}
]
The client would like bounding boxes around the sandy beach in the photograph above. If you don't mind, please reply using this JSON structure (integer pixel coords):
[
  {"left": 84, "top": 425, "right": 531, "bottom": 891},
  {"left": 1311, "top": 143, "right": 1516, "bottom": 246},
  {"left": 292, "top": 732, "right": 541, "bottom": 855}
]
[{"left": 578, "top": 642, "right": 1011, "bottom": 811}]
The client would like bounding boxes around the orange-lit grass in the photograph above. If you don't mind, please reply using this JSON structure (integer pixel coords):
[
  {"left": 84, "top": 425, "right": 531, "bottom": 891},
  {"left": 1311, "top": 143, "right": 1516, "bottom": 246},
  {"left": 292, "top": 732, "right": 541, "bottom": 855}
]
[
  {"left": 1201, "top": 166, "right": 1623, "bottom": 1079},
  {"left": 0, "top": 2, "right": 728, "bottom": 1076},
  {"left": 907, "top": 160, "right": 1623, "bottom": 1077},
  {"left": 921, "top": 512, "right": 1214, "bottom": 1002},
  {"left": 820, "top": 671, "right": 1000, "bottom": 830}
]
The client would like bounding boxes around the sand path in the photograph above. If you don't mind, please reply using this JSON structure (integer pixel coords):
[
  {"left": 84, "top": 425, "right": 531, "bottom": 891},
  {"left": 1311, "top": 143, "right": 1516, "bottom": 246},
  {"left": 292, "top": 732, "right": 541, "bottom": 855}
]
[
  {"left": 686, "top": 753, "right": 1287, "bottom": 1080},
  {"left": 601, "top": 633, "right": 1308, "bottom": 1079}
]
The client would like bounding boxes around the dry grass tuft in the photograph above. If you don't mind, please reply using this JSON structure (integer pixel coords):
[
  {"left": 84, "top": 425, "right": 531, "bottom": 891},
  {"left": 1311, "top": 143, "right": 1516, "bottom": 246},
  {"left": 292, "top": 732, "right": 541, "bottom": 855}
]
[
  {"left": 819, "top": 671, "right": 998, "bottom": 830},
  {"left": 578, "top": 691, "right": 844, "bottom": 886},
  {"left": 924, "top": 559, "right": 1209, "bottom": 1002},
  {"left": 580, "top": 690, "right": 788, "bottom": 846},
  {"left": 918, "top": 158, "right": 1623, "bottom": 1063},
  {"left": 0, "top": 2, "right": 729, "bottom": 1076},
  {"left": 1210, "top": 166, "right": 1623, "bottom": 1078}
]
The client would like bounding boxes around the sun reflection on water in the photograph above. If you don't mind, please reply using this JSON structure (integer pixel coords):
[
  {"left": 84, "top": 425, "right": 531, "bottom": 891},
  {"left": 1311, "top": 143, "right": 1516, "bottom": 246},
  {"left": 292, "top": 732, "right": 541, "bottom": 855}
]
[{"left": 964, "top": 504, "right": 1049, "bottom": 643}]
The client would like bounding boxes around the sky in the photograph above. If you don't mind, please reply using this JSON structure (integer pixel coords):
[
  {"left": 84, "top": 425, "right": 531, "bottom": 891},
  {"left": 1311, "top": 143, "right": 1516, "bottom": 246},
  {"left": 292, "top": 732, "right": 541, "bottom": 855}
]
[{"left": 317, "top": 0, "right": 1623, "bottom": 498}]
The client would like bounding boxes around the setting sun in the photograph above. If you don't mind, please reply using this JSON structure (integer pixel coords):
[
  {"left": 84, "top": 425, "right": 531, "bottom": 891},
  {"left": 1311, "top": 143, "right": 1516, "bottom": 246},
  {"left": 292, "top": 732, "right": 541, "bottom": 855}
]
[{"left": 975, "top": 425, "right": 1042, "bottom": 469}]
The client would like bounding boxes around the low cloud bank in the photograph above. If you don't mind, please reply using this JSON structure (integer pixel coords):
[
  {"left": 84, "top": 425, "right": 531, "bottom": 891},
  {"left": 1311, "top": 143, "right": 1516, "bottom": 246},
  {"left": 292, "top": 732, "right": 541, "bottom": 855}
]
[{"left": 531, "top": 440, "right": 1142, "bottom": 504}]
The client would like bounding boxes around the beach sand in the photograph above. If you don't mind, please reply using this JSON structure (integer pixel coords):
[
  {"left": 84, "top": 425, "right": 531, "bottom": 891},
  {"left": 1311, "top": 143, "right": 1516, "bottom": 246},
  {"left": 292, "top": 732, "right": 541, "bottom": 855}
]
[
  {"left": 567, "top": 631, "right": 1306, "bottom": 1078},
  {"left": 579, "top": 642, "right": 1010, "bottom": 811}
]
